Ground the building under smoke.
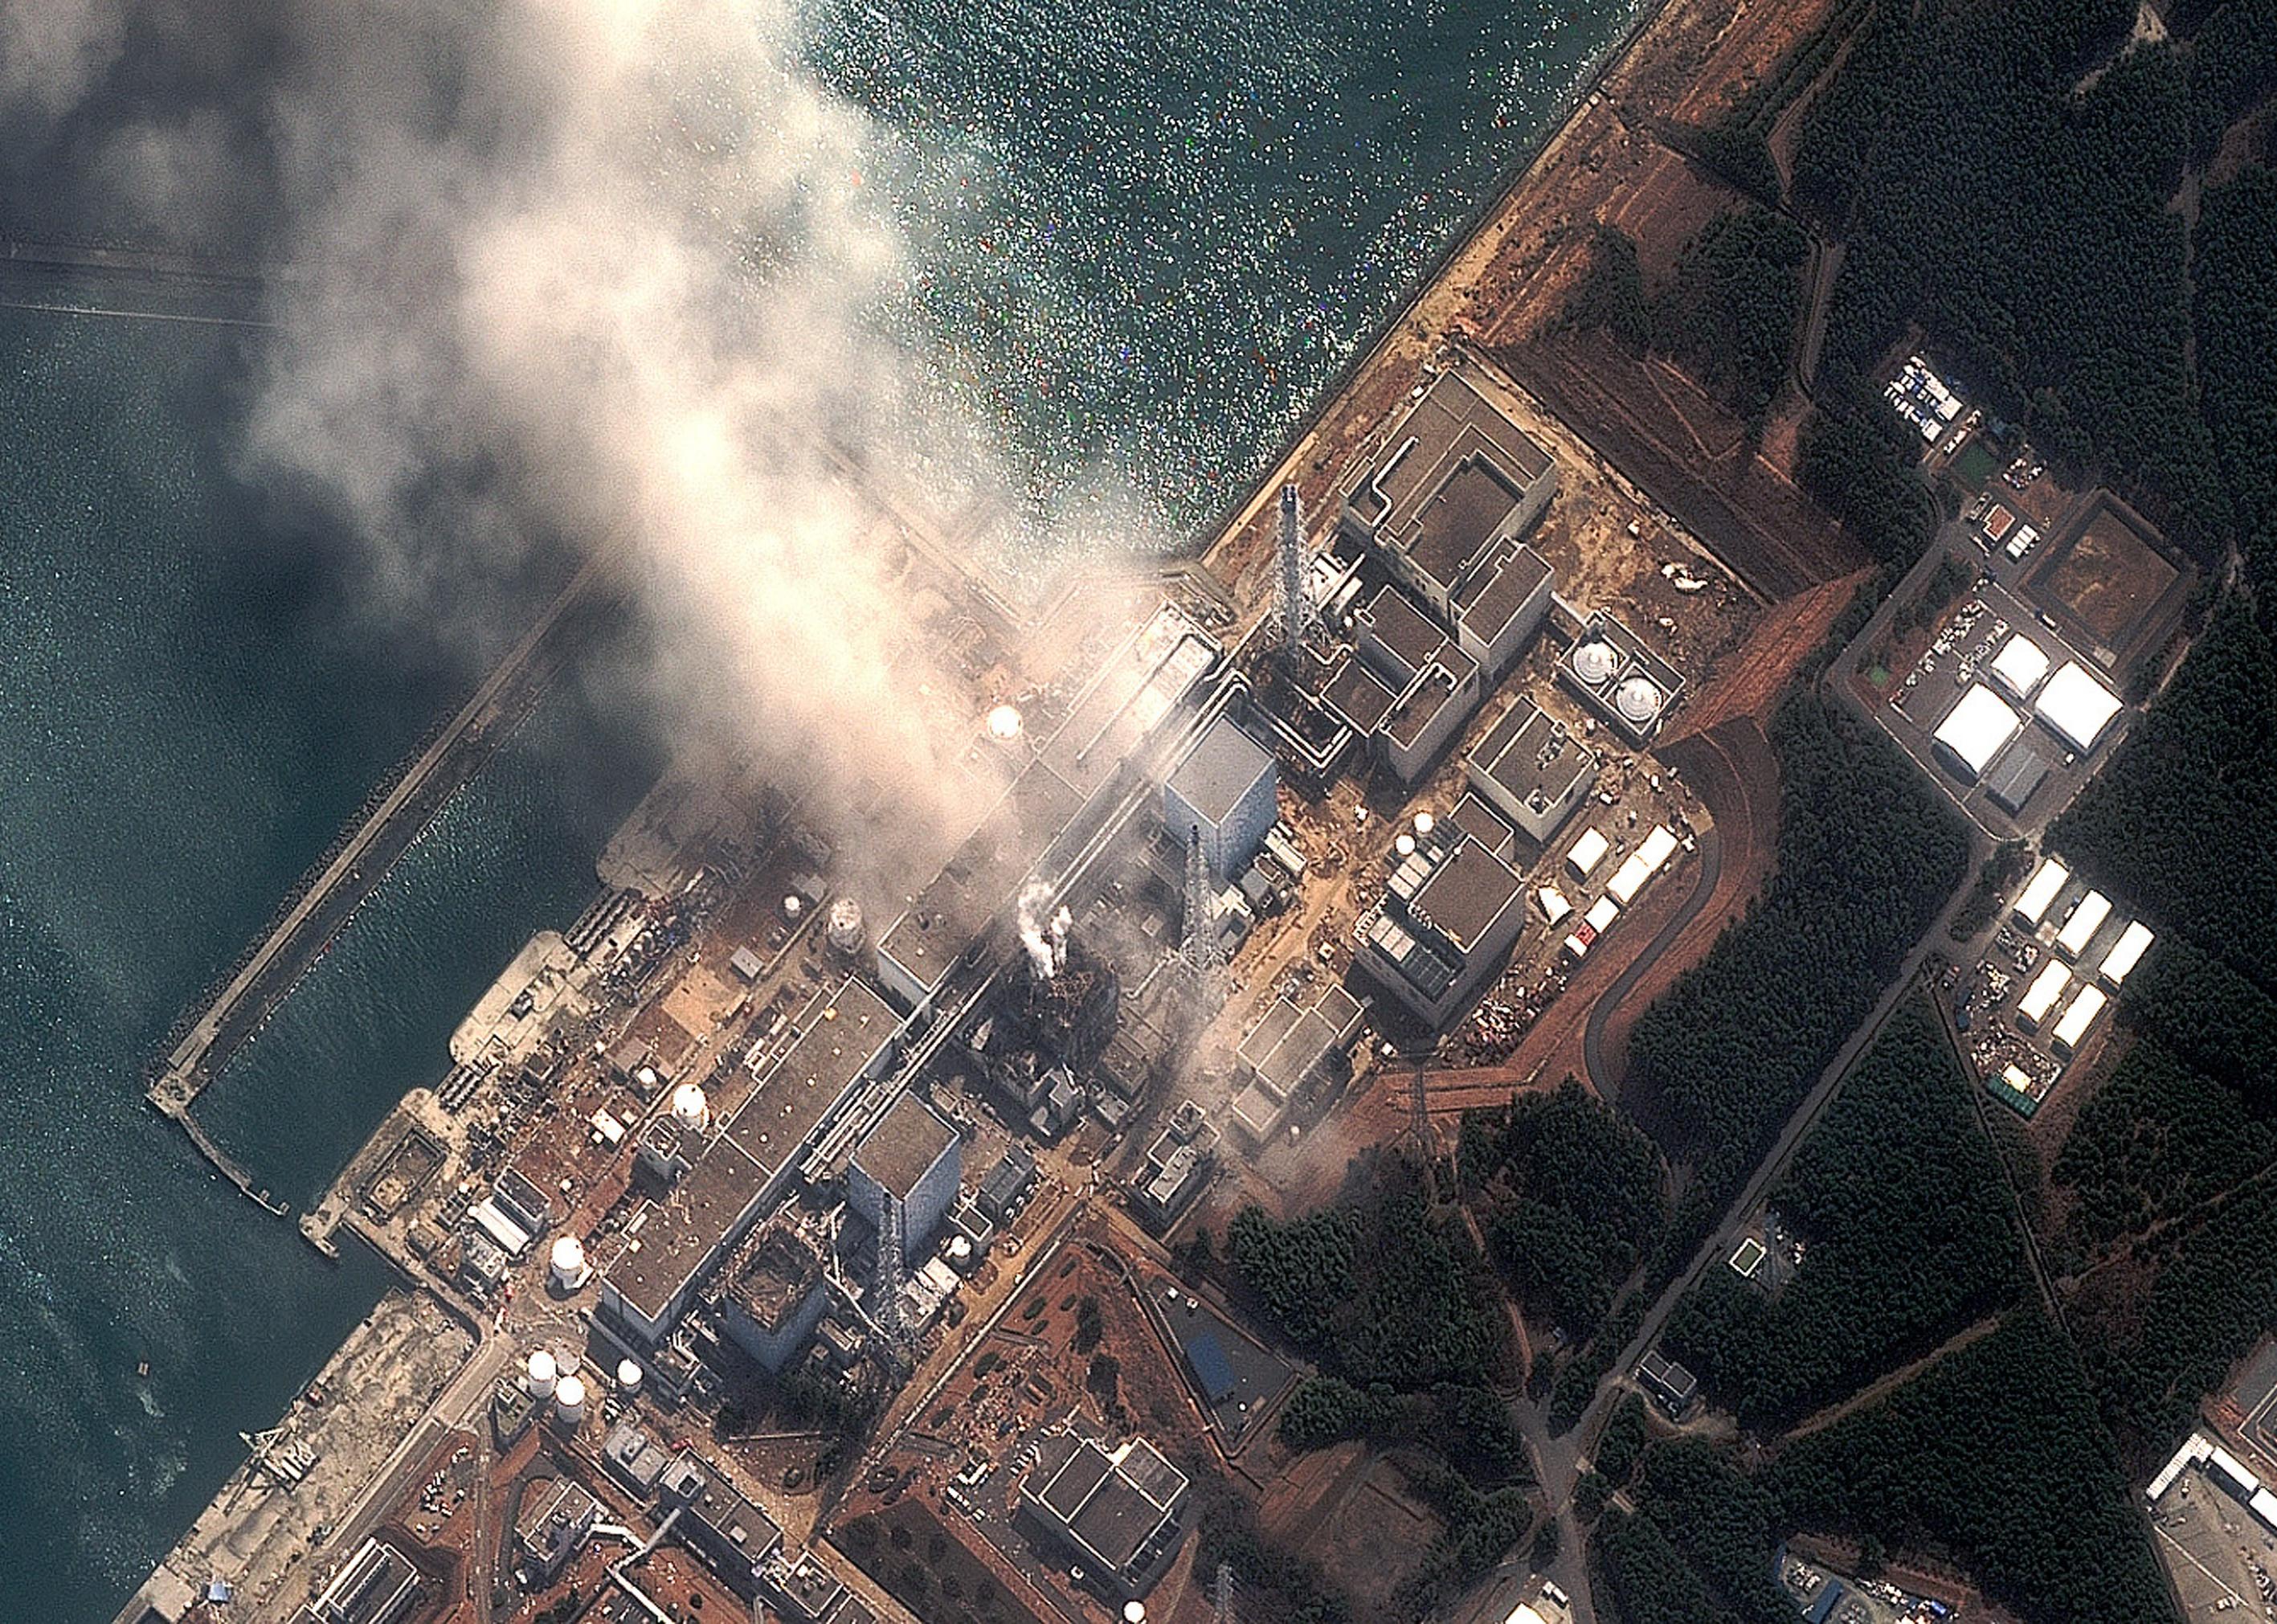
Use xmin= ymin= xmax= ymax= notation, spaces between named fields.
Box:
xmin=964 ymin=932 xmax=1122 ymax=1139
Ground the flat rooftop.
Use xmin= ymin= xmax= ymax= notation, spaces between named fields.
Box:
xmin=723 ymin=978 xmax=897 ymax=1180
xmin=1412 ymin=838 xmax=1525 ymax=952
xmin=1036 ymin=602 xmax=1219 ymax=800
xmin=853 ymin=1092 xmax=959 ymax=1199
xmin=1383 ymin=660 xmax=1474 ymax=752
xmin=1470 ymin=699 xmax=1595 ymax=816
xmin=1345 ymin=370 xmax=1554 ymax=591
xmin=1167 ymin=716 xmax=1275 ymax=823
xmin=1318 ymin=653 xmax=1399 ymax=734
xmin=1454 ymin=542 xmax=1552 ymax=644
xmin=607 ymin=1135 xmax=771 ymax=1323
xmin=1359 ymin=587 xmax=1453 ymax=681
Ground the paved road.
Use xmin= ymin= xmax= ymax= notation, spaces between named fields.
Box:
xmin=1580 ymin=824 xmax=1723 ymax=1094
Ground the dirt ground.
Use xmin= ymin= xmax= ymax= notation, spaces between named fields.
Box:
xmin=1196 ymin=0 xmax=1861 ymax=613
xmin=2036 ymin=505 xmax=2180 ymax=649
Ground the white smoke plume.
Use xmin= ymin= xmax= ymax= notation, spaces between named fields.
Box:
xmin=14 ymin=0 xmax=1085 ymax=893
xmin=1015 ymin=879 xmax=1071 ymax=980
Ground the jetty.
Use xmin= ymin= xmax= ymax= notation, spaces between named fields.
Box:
xmin=147 ymin=553 xmax=613 ymax=1216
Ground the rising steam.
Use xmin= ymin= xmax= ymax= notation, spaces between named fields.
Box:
xmin=1015 ymin=880 xmax=1071 ymax=980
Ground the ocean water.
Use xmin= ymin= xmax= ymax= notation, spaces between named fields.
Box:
xmin=0 ymin=0 xmax=1637 ymax=1618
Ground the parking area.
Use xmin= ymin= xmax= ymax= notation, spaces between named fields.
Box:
xmin=2152 ymin=1469 xmax=2277 ymax=1622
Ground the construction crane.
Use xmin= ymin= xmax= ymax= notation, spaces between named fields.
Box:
xmin=1181 ymin=823 xmax=1227 ymax=1008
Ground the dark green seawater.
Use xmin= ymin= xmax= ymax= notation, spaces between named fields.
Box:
xmin=0 ymin=1 xmax=1637 ymax=1617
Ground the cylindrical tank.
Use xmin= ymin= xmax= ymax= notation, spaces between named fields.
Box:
xmin=1616 ymin=676 xmax=1663 ymax=726
xmin=947 ymin=1235 xmax=975 ymax=1273
xmin=525 ymin=1350 xmax=558 ymax=1400
xmin=781 ymin=893 xmax=805 ymax=923
xmin=1412 ymin=812 xmax=1434 ymax=840
xmin=550 ymin=1235 xmax=588 ymax=1291
xmin=616 ymin=1358 xmax=644 ymax=1395
xmin=1123 ymin=1603 xmax=1147 ymax=1624
xmin=987 ymin=703 xmax=1024 ymax=741
xmin=826 ymin=897 xmax=865 ymax=956
xmin=1571 ymin=639 xmax=1618 ymax=685
xmin=554 ymin=1374 xmax=587 ymax=1426
xmin=671 ymin=1082 xmax=710 ymax=1134
xmin=1394 ymin=833 xmax=1416 ymax=858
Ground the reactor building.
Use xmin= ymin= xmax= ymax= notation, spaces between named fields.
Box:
xmin=1163 ymin=714 xmax=1279 ymax=882
xmin=848 ymin=1093 xmax=963 ymax=1263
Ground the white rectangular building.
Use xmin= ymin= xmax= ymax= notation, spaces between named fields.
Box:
xmin=2034 ymin=661 xmax=2124 ymax=754
xmin=2098 ymin=919 xmax=2155 ymax=988
xmin=2056 ymin=890 xmax=2113 ymax=960
xmin=1561 ymin=894 xmax=1621 ymax=962
xmin=1933 ymin=683 xmax=2023 ymax=781
xmin=2013 ymin=857 xmax=2070 ymax=928
xmin=2051 ymin=984 xmax=2108 ymax=1057
xmin=1989 ymin=634 xmax=2050 ymax=702
xmin=2017 ymin=960 xmax=2070 ymax=1030
xmin=1565 ymin=827 xmax=1609 ymax=881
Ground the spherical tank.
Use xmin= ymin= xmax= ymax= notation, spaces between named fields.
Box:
xmin=1571 ymin=639 xmax=1618 ymax=685
xmin=1615 ymin=676 xmax=1663 ymax=726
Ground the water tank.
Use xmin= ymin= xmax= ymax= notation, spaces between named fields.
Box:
xmin=1123 ymin=1604 xmax=1147 ymax=1624
xmin=550 ymin=1235 xmax=589 ymax=1291
xmin=948 ymin=1235 xmax=975 ymax=1271
xmin=671 ymin=1082 xmax=710 ymax=1134
xmin=554 ymin=1374 xmax=587 ymax=1426
xmin=525 ymin=1350 xmax=558 ymax=1400
xmin=826 ymin=897 xmax=866 ymax=955
xmin=1394 ymin=833 xmax=1416 ymax=858
xmin=1571 ymin=639 xmax=1619 ymax=686
xmin=1412 ymin=812 xmax=1434 ymax=840
xmin=986 ymin=703 xmax=1024 ymax=741
xmin=616 ymin=1358 xmax=644 ymax=1395
xmin=1615 ymin=676 xmax=1664 ymax=726
xmin=781 ymin=893 xmax=805 ymax=922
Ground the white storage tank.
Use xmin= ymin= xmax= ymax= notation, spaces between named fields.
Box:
xmin=554 ymin=1374 xmax=587 ymax=1427
xmin=671 ymin=1082 xmax=710 ymax=1134
xmin=550 ymin=1235 xmax=589 ymax=1292
xmin=616 ymin=1358 xmax=644 ymax=1396
xmin=525 ymin=1349 xmax=558 ymax=1400
xmin=1615 ymin=677 xmax=1663 ymax=728
xmin=1571 ymin=640 xmax=1619 ymax=686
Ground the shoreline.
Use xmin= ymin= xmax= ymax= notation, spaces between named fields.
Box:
xmin=1185 ymin=0 xmax=1667 ymax=567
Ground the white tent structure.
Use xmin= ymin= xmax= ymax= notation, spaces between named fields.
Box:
xmin=2034 ymin=661 xmax=2124 ymax=753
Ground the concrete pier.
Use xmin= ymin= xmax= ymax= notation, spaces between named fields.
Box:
xmin=147 ymin=554 xmax=614 ymax=1216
